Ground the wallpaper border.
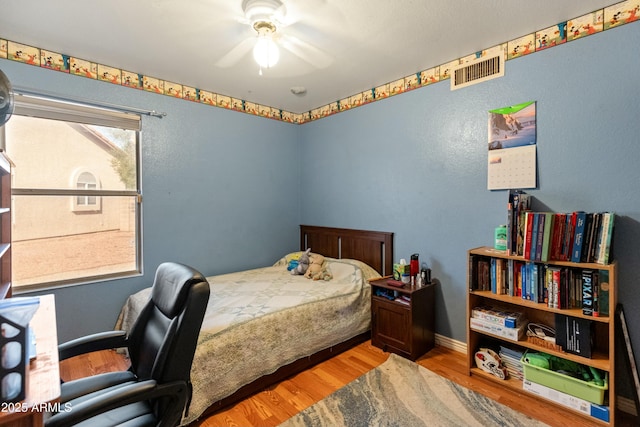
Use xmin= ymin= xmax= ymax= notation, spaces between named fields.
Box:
xmin=0 ymin=1 xmax=638 ymax=125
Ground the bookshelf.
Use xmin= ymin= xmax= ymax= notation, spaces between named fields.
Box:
xmin=466 ymin=246 xmax=617 ymax=425
xmin=0 ymin=152 xmax=10 ymax=299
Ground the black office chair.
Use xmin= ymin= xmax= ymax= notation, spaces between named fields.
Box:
xmin=45 ymin=262 xmax=210 ymax=427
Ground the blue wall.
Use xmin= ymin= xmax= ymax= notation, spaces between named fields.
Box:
xmin=1 ymin=21 xmax=639 ymax=370
xmin=300 ymin=22 xmax=640 ymax=358
xmin=0 ymin=59 xmax=301 ymax=342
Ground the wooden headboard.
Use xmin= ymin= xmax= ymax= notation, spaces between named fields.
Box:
xmin=300 ymin=225 xmax=393 ymax=276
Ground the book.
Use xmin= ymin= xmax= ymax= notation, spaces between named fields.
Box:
xmin=530 ymin=212 xmax=539 ymax=261
xmin=506 ymin=201 xmax=513 ymax=255
xmin=469 ymin=316 xmax=526 ymax=341
xmin=548 ymin=266 xmax=561 ymax=309
xmin=555 ymin=313 xmax=594 ymax=358
xmin=507 ymin=259 xmax=514 ymax=296
xmin=490 ymin=258 xmax=497 ymax=293
xmin=550 ymin=213 xmax=565 ymax=261
xmin=523 ymin=212 xmax=535 ymax=260
xmin=580 ymin=213 xmax=594 ymax=263
xmin=598 ymin=269 xmax=610 ymax=317
xmin=516 ymin=209 xmax=530 ymax=256
xmin=582 ymin=270 xmax=594 ymax=316
xmin=592 ymin=269 xmax=599 ymax=317
xmin=571 ymin=211 xmax=587 ymax=263
xmin=481 ymin=258 xmax=491 ymax=291
xmin=561 ymin=213 xmax=574 ymax=261
xmin=468 ymin=254 xmax=478 ymax=291
xmin=540 ymin=212 xmax=553 ymax=262
xmin=534 ymin=213 xmax=544 ymax=262
xmin=508 ymin=190 xmax=531 ymax=256
xmin=587 ymin=213 xmax=602 ymax=263
xmin=514 ymin=260 xmax=524 ymax=297
xmin=496 ymin=258 xmax=506 ymax=295
xmin=531 ymin=263 xmax=539 ymax=303
xmin=520 ymin=263 xmax=529 ymax=299
xmin=596 ymin=212 xmax=615 ymax=265
xmin=471 ymin=305 xmax=525 ymax=328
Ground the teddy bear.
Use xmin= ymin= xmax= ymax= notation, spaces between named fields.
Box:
xmin=304 ymin=253 xmax=333 ymax=281
xmin=290 ymin=248 xmax=311 ymax=275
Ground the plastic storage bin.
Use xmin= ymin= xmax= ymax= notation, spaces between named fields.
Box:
xmin=521 ymin=351 xmax=608 ymax=405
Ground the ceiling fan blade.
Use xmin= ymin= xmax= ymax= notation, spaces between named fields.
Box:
xmin=215 ymin=38 xmax=256 ymax=68
xmin=278 ymin=0 xmax=331 ymax=28
xmin=279 ymin=34 xmax=333 ymax=69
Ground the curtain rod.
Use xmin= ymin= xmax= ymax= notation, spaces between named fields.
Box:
xmin=13 ymin=86 xmax=167 ymax=118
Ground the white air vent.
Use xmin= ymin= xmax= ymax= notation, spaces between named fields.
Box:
xmin=451 ymin=52 xmax=504 ymax=90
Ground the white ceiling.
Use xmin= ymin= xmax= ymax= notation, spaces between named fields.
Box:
xmin=1 ymin=0 xmax=611 ymax=113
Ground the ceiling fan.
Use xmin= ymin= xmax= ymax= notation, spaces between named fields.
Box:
xmin=0 ymin=70 xmax=15 ymax=127
xmin=216 ymin=0 xmax=334 ymax=73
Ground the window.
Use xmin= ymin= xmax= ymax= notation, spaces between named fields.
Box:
xmin=74 ymin=171 xmax=99 ymax=210
xmin=3 ymin=95 xmax=142 ymax=291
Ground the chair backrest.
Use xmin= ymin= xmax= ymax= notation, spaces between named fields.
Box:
xmin=127 ymin=262 xmax=210 ymax=385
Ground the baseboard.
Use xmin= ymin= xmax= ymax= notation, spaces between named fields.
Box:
xmin=435 ymin=334 xmax=466 ymax=354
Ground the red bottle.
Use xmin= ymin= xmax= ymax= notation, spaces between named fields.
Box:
xmin=410 ymin=254 xmax=419 ymax=278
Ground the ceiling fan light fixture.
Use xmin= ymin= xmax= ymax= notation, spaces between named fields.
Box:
xmin=253 ymin=21 xmax=279 ymax=69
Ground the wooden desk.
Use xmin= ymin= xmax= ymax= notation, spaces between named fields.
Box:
xmin=0 ymin=295 xmax=60 ymax=427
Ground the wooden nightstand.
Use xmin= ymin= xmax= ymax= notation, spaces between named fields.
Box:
xmin=370 ymin=277 xmax=436 ymax=360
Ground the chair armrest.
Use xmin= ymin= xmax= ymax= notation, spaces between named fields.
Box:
xmin=45 ymin=379 xmax=189 ymax=427
xmin=58 ymin=330 xmax=128 ymax=361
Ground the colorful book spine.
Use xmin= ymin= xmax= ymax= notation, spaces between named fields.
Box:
xmin=582 ymin=269 xmax=594 ymax=316
xmin=507 ymin=259 xmax=514 ymax=297
xmin=531 ymin=263 xmax=539 ymax=303
xmin=516 ymin=210 xmax=528 ymax=256
xmin=596 ymin=212 xmax=615 ymax=265
xmin=599 ymin=270 xmax=610 ymax=317
xmin=587 ymin=213 xmax=602 ymax=263
xmin=540 ymin=212 xmax=553 ymax=262
xmin=521 ymin=263 xmax=528 ymax=301
xmin=468 ymin=254 xmax=477 ymax=291
xmin=530 ymin=213 xmax=539 ymax=261
xmin=571 ymin=211 xmax=587 ymax=263
xmin=506 ymin=201 xmax=513 ymax=255
xmin=580 ymin=213 xmax=594 ymax=263
xmin=523 ymin=212 xmax=534 ymax=260
xmin=562 ymin=213 xmax=575 ymax=261
xmin=490 ymin=258 xmax=497 ymax=294
xmin=592 ymin=269 xmax=600 ymax=317
xmin=551 ymin=213 xmax=565 ymax=261
xmin=534 ymin=213 xmax=544 ymax=262
xmin=603 ymin=212 xmax=615 ymax=264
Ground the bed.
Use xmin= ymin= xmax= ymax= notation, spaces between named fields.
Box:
xmin=116 ymin=225 xmax=393 ymax=424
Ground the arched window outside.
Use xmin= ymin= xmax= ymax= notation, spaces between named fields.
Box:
xmin=76 ymin=171 xmax=98 ymax=209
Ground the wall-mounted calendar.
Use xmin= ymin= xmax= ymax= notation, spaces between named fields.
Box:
xmin=487 ymin=101 xmax=537 ymax=190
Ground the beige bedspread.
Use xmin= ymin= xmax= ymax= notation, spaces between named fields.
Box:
xmin=116 ymin=255 xmax=380 ymax=424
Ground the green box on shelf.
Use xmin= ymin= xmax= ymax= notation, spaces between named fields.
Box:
xmin=521 ymin=351 xmax=608 ymax=405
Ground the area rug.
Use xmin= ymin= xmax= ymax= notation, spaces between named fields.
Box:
xmin=279 ymin=353 xmax=548 ymax=427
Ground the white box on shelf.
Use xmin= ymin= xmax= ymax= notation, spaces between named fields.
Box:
xmin=469 ymin=316 xmax=526 ymax=341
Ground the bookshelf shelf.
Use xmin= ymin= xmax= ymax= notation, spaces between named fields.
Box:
xmin=467 ymin=246 xmax=617 ymax=425
xmin=469 ymin=290 xmax=610 ymax=323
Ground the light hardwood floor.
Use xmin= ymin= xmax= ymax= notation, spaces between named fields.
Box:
xmin=60 ymin=341 xmax=637 ymax=427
